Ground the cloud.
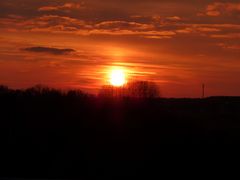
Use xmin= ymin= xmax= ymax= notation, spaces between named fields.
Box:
xmin=95 ymin=21 xmax=154 ymax=30
xmin=195 ymin=27 xmax=221 ymax=32
xmin=204 ymin=2 xmax=240 ymax=16
xmin=79 ymin=29 xmax=176 ymax=38
xmin=38 ymin=2 xmax=84 ymax=12
xmin=166 ymin=16 xmax=181 ymax=21
xmin=210 ymin=33 xmax=240 ymax=39
xmin=175 ymin=24 xmax=240 ymax=35
xmin=22 ymin=46 xmax=76 ymax=55
xmin=0 ymin=10 xmax=238 ymax=40
xmin=0 ymin=15 xmax=90 ymax=32
xmin=130 ymin=15 xmax=162 ymax=23
xmin=0 ymin=15 xmax=176 ymax=38
xmin=217 ymin=43 xmax=240 ymax=50
xmin=144 ymin=35 xmax=172 ymax=39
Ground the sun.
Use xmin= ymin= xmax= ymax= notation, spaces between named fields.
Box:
xmin=109 ymin=69 xmax=126 ymax=87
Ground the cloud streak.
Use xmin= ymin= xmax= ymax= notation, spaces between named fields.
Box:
xmin=0 ymin=12 xmax=239 ymax=42
xmin=38 ymin=2 xmax=84 ymax=12
xmin=203 ymin=2 xmax=240 ymax=16
xmin=22 ymin=46 xmax=76 ymax=55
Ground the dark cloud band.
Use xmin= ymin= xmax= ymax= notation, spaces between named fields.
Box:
xmin=22 ymin=46 xmax=76 ymax=55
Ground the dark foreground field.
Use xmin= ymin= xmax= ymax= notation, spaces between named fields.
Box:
xmin=1 ymin=87 xmax=240 ymax=178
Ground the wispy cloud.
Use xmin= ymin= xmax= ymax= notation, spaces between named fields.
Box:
xmin=95 ymin=21 xmax=154 ymax=30
xmin=202 ymin=2 xmax=240 ymax=17
xmin=38 ymin=2 xmax=84 ymax=12
xmin=217 ymin=43 xmax=240 ymax=50
xmin=166 ymin=16 xmax=181 ymax=21
xmin=210 ymin=33 xmax=240 ymax=39
xmin=0 ymin=15 xmax=176 ymax=38
xmin=1 ymin=13 xmax=240 ymax=41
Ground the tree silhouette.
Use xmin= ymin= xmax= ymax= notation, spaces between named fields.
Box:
xmin=0 ymin=85 xmax=9 ymax=94
xmin=126 ymin=81 xmax=160 ymax=98
xmin=98 ymin=81 xmax=160 ymax=98
xmin=25 ymin=84 xmax=62 ymax=97
xmin=67 ymin=89 xmax=88 ymax=98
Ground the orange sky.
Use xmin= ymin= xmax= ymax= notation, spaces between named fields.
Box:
xmin=0 ymin=0 xmax=240 ymax=97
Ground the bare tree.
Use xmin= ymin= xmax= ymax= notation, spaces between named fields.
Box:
xmin=25 ymin=84 xmax=61 ymax=97
xmin=126 ymin=81 xmax=160 ymax=98
xmin=98 ymin=81 xmax=160 ymax=98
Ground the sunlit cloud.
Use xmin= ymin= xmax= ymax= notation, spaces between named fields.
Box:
xmin=0 ymin=15 xmax=178 ymax=38
xmin=210 ymin=33 xmax=240 ymax=39
xmin=202 ymin=2 xmax=240 ymax=17
xmin=95 ymin=21 xmax=154 ymax=30
xmin=166 ymin=16 xmax=181 ymax=21
xmin=38 ymin=2 xmax=84 ymax=12
xmin=217 ymin=43 xmax=240 ymax=50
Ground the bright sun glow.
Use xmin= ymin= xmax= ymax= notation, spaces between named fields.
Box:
xmin=109 ymin=69 xmax=126 ymax=86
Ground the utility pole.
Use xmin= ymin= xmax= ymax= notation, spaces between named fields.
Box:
xmin=202 ymin=84 xmax=205 ymax=98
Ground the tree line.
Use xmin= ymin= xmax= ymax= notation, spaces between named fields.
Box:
xmin=0 ymin=80 xmax=160 ymax=99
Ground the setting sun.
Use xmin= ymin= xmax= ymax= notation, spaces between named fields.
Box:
xmin=109 ymin=69 xmax=126 ymax=87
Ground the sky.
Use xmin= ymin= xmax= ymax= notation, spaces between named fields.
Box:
xmin=0 ymin=0 xmax=240 ymax=97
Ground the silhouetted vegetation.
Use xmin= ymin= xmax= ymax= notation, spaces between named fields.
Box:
xmin=126 ymin=81 xmax=159 ymax=98
xmin=0 ymin=85 xmax=240 ymax=178
xmin=99 ymin=80 xmax=160 ymax=98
